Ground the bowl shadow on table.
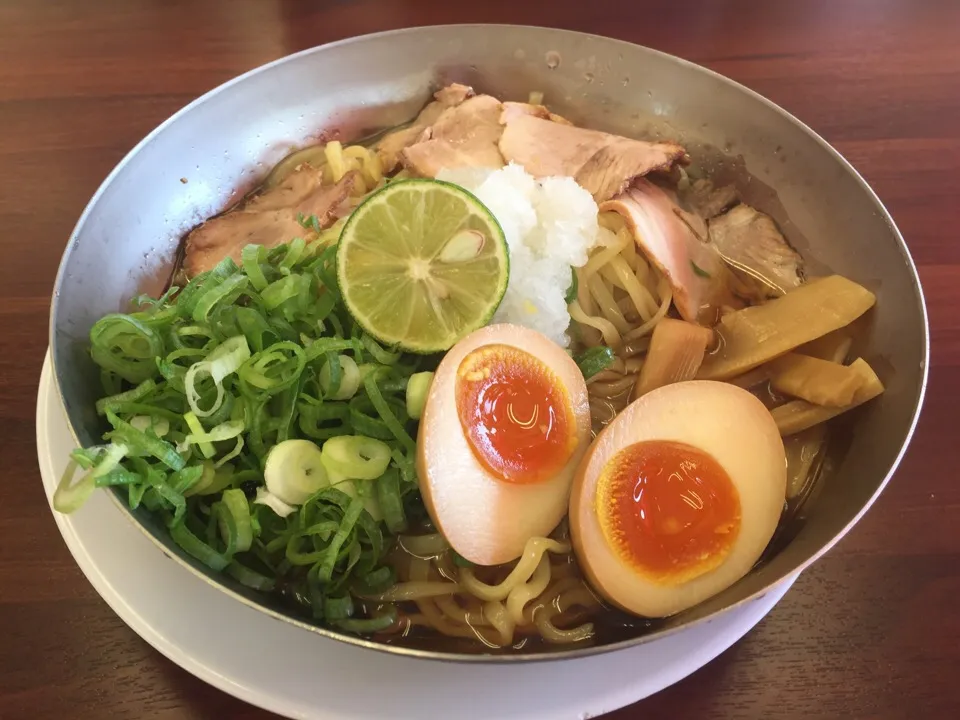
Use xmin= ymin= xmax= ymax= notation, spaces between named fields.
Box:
xmin=154 ymin=655 xmax=284 ymax=720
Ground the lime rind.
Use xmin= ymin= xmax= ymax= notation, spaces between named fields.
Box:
xmin=337 ymin=179 xmax=509 ymax=354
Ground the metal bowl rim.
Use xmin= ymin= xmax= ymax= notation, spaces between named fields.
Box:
xmin=47 ymin=23 xmax=930 ymax=663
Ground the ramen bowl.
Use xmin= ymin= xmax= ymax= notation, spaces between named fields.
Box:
xmin=49 ymin=24 xmax=928 ymax=661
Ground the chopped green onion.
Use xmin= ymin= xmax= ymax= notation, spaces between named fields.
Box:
xmin=177 ymin=257 xmax=239 ymax=318
xmin=129 ymin=415 xmax=170 ymax=437
xmin=95 ymin=466 xmax=141 ymax=487
xmin=261 ymin=275 xmax=301 ymax=310
xmin=182 ymin=418 xmax=245 ymax=459
xmin=65 ymin=236 xmax=434 ymax=633
xmin=95 ymin=379 xmax=157 ymax=415
xmin=304 ymin=337 xmax=360 ymax=362
xmin=53 ymin=460 xmax=97 ymax=513
xmin=298 ymin=400 xmax=350 ymax=440
xmin=405 ymin=371 xmax=434 ymax=420
xmin=215 ymin=435 xmax=245 ymax=468
xmin=170 ymin=518 xmax=231 ymax=570
xmin=239 ymin=341 xmax=306 ymax=398
xmin=200 ymin=464 xmax=240 ymax=496
xmin=90 ymin=443 xmax=131 ymax=479
xmin=690 ymin=260 xmax=712 ymax=278
xmin=362 ymin=374 xmax=415 ymax=451
xmin=235 ymin=307 xmax=276 ymax=353
xmin=206 ymin=336 xmax=252 ymax=382
xmin=175 ymin=324 xmax=216 ymax=346
xmin=319 ymin=354 xmax=360 ymax=400
xmin=354 ymin=565 xmax=397 ymax=595
xmin=218 ymin=488 xmax=253 ymax=553
xmin=183 ymin=364 xmax=224 ymax=418
xmin=375 ymin=468 xmax=406 ymax=534
xmin=155 ymin=481 xmax=188 ymax=526
xmin=347 ymin=394 xmax=397 ymax=440
xmin=297 ymin=212 xmax=322 ymax=233
xmin=311 ymin=291 xmax=337 ymax=325
xmin=575 ymin=346 xmax=616 ymax=379
xmin=565 ymin=266 xmax=579 ymax=304
xmin=89 ymin=314 xmax=164 ymax=384
xmin=280 ymin=237 xmax=306 ymax=274
xmin=320 ymin=436 xmax=391 ymax=480
xmin=361 ymin=334 xmax=400 ymax=365
xmin=316 ymin=495 xmax=365 ymax=583
xmin=183 ymin=461 xmax=217 ymax=496
xmin=183 ymin=411 xmax=214 ymax=458
xmin=321 ymin=351 xmax=342 ymax=397
xmin=183 ymin=336 xmax=251 ymax=418
xmin=334 ymin=606 xmax=398 ymax=634
xmin=391 ymin=447 xmax=417 ymax=487
xmin=106 ymin=411 xmax=184 ymax=471
xmin=226 ymin=560 xmax=275 ymax=591
xmin=169 ymin=465 xmax=205 ymax=494
xmin=133 ymin=284 xmax=179 ymax=312
xmin=254 ymin=488 xmax=297 ymax=518
xmin=241 ymin=244 xmax=270 ymax=291
xmin=264 ymin=438 xmax=328 ymax=505
xmin=324 ymin=594 xmax=355 ymax=620
xmin=192 ymin=274 xmax=249 ymax=323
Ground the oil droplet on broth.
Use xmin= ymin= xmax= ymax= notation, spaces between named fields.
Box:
xmin=545 ymin=51 xmax=561 ymax=69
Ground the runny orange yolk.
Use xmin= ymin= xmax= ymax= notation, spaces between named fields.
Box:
xmin=455 ymin=344 xmax=577 ymax=484
xmin=596 ymin=440 xmax=741 ymax=584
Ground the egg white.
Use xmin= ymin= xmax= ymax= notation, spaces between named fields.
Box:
xmin=570 ymin=380 xmax=786 ymax=617
xmin=418 ymin=323 xmax=592 ymax=566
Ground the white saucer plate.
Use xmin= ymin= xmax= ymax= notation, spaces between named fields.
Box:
xmin=36 ymin=352 xmax=796 ymax=720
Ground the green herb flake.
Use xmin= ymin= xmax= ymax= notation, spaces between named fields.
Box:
xmin=691 ymin=260 xmax=711 ymax=278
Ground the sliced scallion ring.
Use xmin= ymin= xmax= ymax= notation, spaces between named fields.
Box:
xmin=319 ymin=354 xmax=361 ymax=400
xmin=264 ymin=438 xmax=329 ymax=505
xmin=405 ymin=371 xmax=434 ymax=420
xmin=320 ymin=435 xmax=391 ymax=480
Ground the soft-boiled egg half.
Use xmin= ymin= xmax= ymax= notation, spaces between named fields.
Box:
xmin=417 ymin=323 xmax=592 ymax=565
xmin=571 ymin=380 xmax=786 ymax=617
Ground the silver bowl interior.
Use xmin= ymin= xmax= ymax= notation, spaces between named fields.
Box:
xmin=50 ymin=25 xmax=928 ymax=662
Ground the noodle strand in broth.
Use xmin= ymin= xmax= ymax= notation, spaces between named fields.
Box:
xmin=379 ymin=534 xmax=599 ymax=648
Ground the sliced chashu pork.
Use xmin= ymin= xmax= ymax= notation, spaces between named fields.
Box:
xmin=400 ymin=94 xmax=506 ymax=177
xmin=499 ymin=114 xmax=688 ymax=203
xmin=682 ymin=178 xmax=739 ymax=220
xmin=401 ymin=96 xmax=582 ymax=177
xmin=601 ymin=179 xmax=731 ymax=324
xmin=375 ymin=83 xmax=475 ymax=173
xmin=708 ymin=204 xmax=803 ymax=297
xmin=500 ymin=101 xmax=573 ymax=125
xmin=184 ymin=168 xmax=356 ymax=276
xmin=244 ymin=162 xmax=338 ymax=212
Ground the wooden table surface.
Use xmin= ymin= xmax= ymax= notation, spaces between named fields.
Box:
xmin=1 ymin=1 xmax=957 ymax=718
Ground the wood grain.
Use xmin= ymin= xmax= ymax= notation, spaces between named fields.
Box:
xmin=1 ymin=0 xmax=958 ymax=718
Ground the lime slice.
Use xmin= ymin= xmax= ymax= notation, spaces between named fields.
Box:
xmin=337 ymin=179 xmax=509 ymax=353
